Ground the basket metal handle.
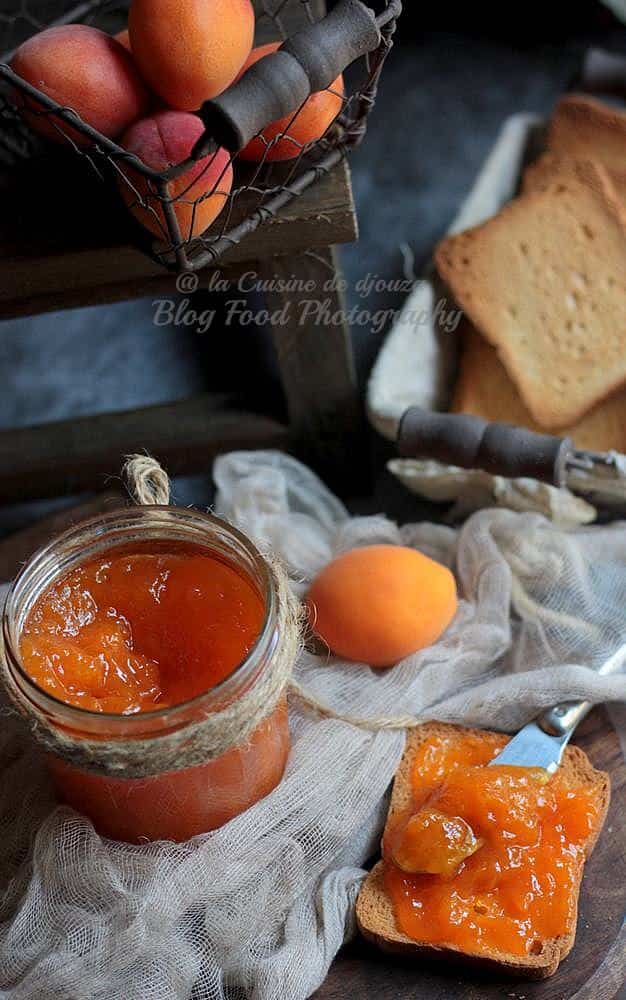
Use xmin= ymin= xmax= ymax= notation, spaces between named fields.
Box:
xmin=192 ymin=0 xmax=384 ymax=157
xmin=397 ymin=407 xmax=572 ymax=488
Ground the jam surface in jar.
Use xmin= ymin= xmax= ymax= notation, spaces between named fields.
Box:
xmin=383 ymin=729 xmax=600 ymax=958
xmin=20 ymin=540 xmax=266 ymax=713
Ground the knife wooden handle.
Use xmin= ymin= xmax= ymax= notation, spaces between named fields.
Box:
xmin=397 ymin=407 xmax=571 ymax=487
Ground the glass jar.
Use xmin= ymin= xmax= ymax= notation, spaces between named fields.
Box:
xmin=2 ymin=507 xmax=291 ymax=843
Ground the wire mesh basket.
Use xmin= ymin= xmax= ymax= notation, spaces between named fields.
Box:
xmin=0 ymin=0 xmax=400 ymax=272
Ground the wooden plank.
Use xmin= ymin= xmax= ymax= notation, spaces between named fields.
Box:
xmin=0 ymin=394 xmax=290 ymax=503
xmin=0 ymin=154 xmax=357 ymax=318
xmin=315 ymin=707 xmax=626 ymax=1000
xmin=261 ymin=246 xmax=366 ymax=489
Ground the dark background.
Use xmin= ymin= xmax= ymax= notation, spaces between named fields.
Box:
xmin=1 ymin=1 xmax=625 ymax=539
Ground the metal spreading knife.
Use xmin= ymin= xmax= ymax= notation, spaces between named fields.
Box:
xmin=490 ymin=642 xmax=626 ymax=772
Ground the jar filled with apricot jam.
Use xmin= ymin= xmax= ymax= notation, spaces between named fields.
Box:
xmin=1 ymin=508 xmax=291 ymax=843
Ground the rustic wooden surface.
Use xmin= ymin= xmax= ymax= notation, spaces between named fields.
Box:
xmin=0 ymin=394 xmax=290 ymax=504
xmin=0 ymin=500 xmax=624 ymax=998
xmin=315 ymin=707 xmax=626 ymax=1000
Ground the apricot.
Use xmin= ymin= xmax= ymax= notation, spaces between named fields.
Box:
xmin=114 ymin=28 xmax=131 ymax=52
xmin=389 ymin=809 xmax=481 ymax=876
xmin=11 ymin=24 xmax=150 ymax=143
xmin=119 ymin=110 xmax=233 ymax=241
xmin=305 ymin=545 xmax=458 ymax=668
xmin=128 ymin=0 xmax=254 ymax=110
xmin=238 ymin=42 xmax=344 ymax=162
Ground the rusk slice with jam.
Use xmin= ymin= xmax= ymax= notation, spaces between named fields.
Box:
xmin=356 ymin=722 xmax=610 ymax=980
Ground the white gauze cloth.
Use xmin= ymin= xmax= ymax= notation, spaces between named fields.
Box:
xmin=1 ymin=450 xmax=625 ymax=1000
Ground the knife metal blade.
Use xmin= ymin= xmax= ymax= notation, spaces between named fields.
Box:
xmin=490 ymin=641 xmax=626 ymax=772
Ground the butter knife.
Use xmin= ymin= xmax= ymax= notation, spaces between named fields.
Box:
xmin=490 ymin=642 xmax=626 ymax=772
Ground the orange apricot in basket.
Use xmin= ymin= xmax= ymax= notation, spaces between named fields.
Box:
xmin=237 ymin=42 xmax=345 ymax=162
xmin=128 ymin=0 xmax=255 ymax=111
xmin=118 ymin=110 xmax=233 ymax=241
xmin=11 ymin=25 xmax=150 ymax=143
xmin=305 ymin=545 xmax=458 ymax=668
xmin=114 ymin=28 xmax=131 ymax=52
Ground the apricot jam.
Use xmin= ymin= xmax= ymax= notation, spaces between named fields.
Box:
xmin=20 ymin=541 xmax=265 ymax=714
xmin=383 ymin=729 xmax=600 ymax=958
xmin=3 ymin=509 xmax=291 ymax=843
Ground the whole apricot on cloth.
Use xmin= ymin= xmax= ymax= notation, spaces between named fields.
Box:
xmin=305 ymin=545 xmax=457 ymax=668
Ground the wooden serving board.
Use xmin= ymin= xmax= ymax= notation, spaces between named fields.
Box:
xmin=1 ymin=499 xmax=624 ymax=1000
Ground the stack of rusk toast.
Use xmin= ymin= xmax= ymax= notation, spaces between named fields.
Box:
xmin=356 ymin=723 xmax=610 ymax=979
xmin=436 ymin=94 xmax=626 ymax=452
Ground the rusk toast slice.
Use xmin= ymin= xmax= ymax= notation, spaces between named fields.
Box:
xmin=356 ymin=722 xmax=610 ymax=980
xmin=435 ymin=162 xmax=626 ymax=430
xmin=522 ymin=151 xmax=626 ymax=206
xmin=453 ymin=322 xmax=626 ymax=453
xmin=548 ymin=93 xmax=626 ymax=193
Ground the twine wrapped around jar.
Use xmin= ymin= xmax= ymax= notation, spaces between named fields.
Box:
xmin=0 ymin=456 xmax=303 ymax=779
